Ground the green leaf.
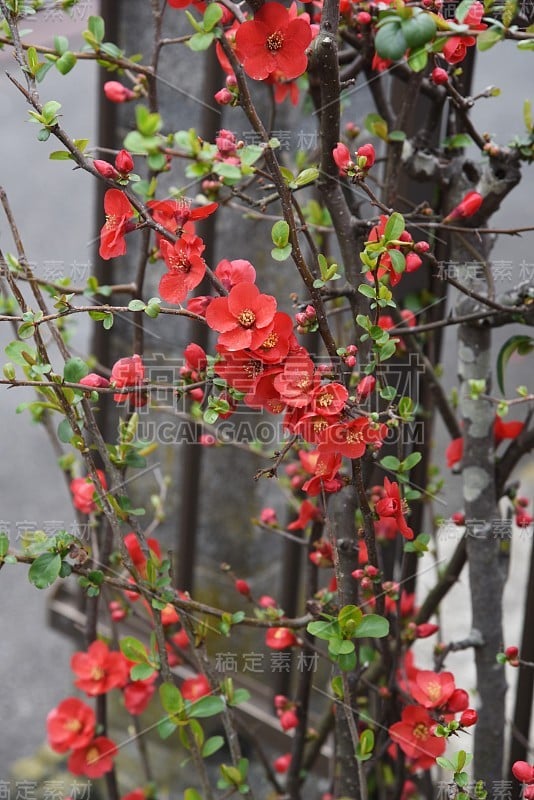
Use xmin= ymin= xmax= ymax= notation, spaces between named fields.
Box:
xmin=384 ymin=212 xmax=405 ymax=242
xmin=27 ymin=46 xmax=39 ymax=75
xmin=128 ymin=299 xmax=147 ymax=311
xmin=271 ymin=244 xmax=293 ymax=261
xmin=184 ymin=790 xmax=203 ymax=800
xmin=131 ymin=663 xmax=157 ymax=681
xmin=188 ymin=31 xmax=215 ymax=51
xmin=436 ymin=756 xmax=455 ymax=770
xmin=157 ymin=716 xmax=178 ymax=739
xmin=517 ymin=40 xmax=534 ymax=50
xmin=307 ymin=618 xmax=338 ymax=640
xmin=57 ymin=419 xmax=74 ymax=444
xmin=63 ymin=357 xmax=89 ymax=383
xmin=401 ymin=11 xmax=436 ymax=48
xmin=18 ymin=321 xmax=35 ymax=339
xmin=477 ymin=26 xmax=504 ymax=50
xmin=49 ymin=150 xmax=73 ymax=160
xmin=454 ymin=0 xmax=476 ymax=21
xmin=388 ymin=130 xmax=407 ymax=142
xmin=364 ymin=112 xmax=389 ymax=141
xmin=442 ymin=133 xmax=474 ymax=150
xmin=120 ymin=636 xmax=149 ymax=663
xmin=358 ymin=284 xmax=376 ymax=298
xmin=160 ymin=682 xmax=184 ymax=715
xmin=0 ymin=532 xmax=10 ymax=558
xmin=88 ymin=14 xmax=105 ymax=43
xmin=388 ymin=248 xmax=406 ymax=273
xmin=374 ymin=21 xmax=408 ymax=61
xmin=203 ymin=2 xmax=223 ymax=30
xmin=401 ymin=451 xmax=422 ymax=471
xmin=379 ymin=340 xmax=397 ymax=361
xmin=380 ymin=455 xmax=401 ymax=471
xmin=354 ymin=614 xmax=390 ymax=638
xmin=188 ymin=694 xmax=226 ymax=719
xmin=271 ymin=220 xmax=290 ymax=248
xmin=55 ymin=51 xmax=76 ymax=75
xmin=5 ymin=340 xmax=36 ymax=366
xmin=294 ymin=167 xmax=319 ymax=187
xmin=202 ymin=735 xmax=225 ymax=757
xmin=28 ymin=552 xmax=61 ymax=589
xmin=407 ymin=46 xmax=428 ymax=72
xmin=496 ymin=335 xmax=534 ymax=394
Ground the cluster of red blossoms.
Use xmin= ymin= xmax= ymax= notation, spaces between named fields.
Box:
xmin=389 ymin=652 xmax=478 ymax=770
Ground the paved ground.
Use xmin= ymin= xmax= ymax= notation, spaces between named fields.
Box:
xmin=0 ymin=8 xmax=532 ymax=781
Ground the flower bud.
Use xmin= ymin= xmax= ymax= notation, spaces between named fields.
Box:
xmin=79 ymin=373 xmax=110 ymax=389
xmin=431 ymin=67 xmax=449 ymax=85
xmin=445 ymin=688 xmax=469 ymax=712
xmin=279 ymin=709 xmax=299 ymax=731
xmin=460 ymin=709 xmax=478 ymax=727
xmin=235 ymin=579 xmax=251 ymax=596
xmin=416 ymin=623 xmax=440 ymax=639
xmin=214 ymin=88 xmax=233 ymax=105
xmin=104 ymin=81 xmax=135 ymax=103
xmin=505 ymin=646 xmax=519 ymax=660
xmin=512 ymin=761 xmax=534 ymax=784
xmin=115 ymin=149 xmax=134 ymax=174
xmin=357 ymin=10 xmax=372 ymax=23
xmin=356 ymin=143 xmax=376 ymax=169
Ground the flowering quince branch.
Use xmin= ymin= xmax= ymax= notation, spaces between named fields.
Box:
xmin=1 ymin=0 xmax=534 ymax=796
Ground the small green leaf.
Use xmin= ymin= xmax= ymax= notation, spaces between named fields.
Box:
xmin=354 ymin=614 xmax=390 ymax=638
xmin=0 ymin=532 xmax=10 ymax=558
xmin=188 ymin=31 xmax=215 ymax=51
xmin=401 ymin=451 xmax=422 ymax=471
xmin=271 ymin=220 xmax=290 ymax=248
xmin=29 ymin=552 xmax=62 ymax=589
xmin=358 ymin=284 xmax=376 ymax=298
xmin=384 ymin=212 xmax=405 ymax=242
xmin=271 ymin=244 xmax=293 ymax=261
xmin=477 ymin=26 xmax=504 ymax=50
xmin=388 ymin=248 xmax=406 ymax=273
xmin=184 ymin=789 xmax=203 ymax=800
xmin=128 ymin=299 xmax=147 ymax=311
xmin=294 ymin=167 xmax=319 ymax=187
xmin=364 ymin=112 xmax=389 ymax=141
xmin=202 ymin=735 xmax=225 ymax=757
xmin=380 ymin=455 xmax=401 ymax=471
xmin=64 ymin=357 xmax=89 ymax=383
xmin=88 ymin=15 xmax=105 ymax=43
xmin=160 ymin=682 xmax=184 ymax=715
xmin=131 ymin=663 xmax=157 ymax=681
xmin=188 ymin=694 xmax=225 ymax=719
xmin=158 ymin=716 xmax=178 ymax=739
xmin=120 ymin=636 xmax=149 ymax=663
xmin=55 ymin=51 xmax=77 ymax=75
xmin=203 ymin=3 xmax=223 ymax=30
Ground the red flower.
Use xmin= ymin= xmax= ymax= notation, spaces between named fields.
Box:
xmin=287 ymin=499 xmax=321 ymax=530
xmin=311 ymin=382 xmax=348 ymax=416
xmin=274 ymin=353 xmax=318 ymax=408
xmin=159 ymin=234 xmax=207 ymax=304
xmin=265 ymin=627 xmax=297 ymax=650
xmin=215 ymin=257 xmax=256 ymax=290
xmin=206 ymin=282 xmax=277 ymax=350
xmin=250 ymin=311 xmax=295 ymax=364
xmin=235 ymin=2 xmax=312 ymax=81
xmin=319 ymin=417 xmax=386 ymax=460
xmin=124 ymin=676 xmax=157 ymax=715
xmin=409 ymin=670 xmax=456 ymax=709
xmin=124 ymin=532 xmax=162 ymax=577
xmin=67 ymin=736 xmax=118 ymax=779
xmin=99 ymin=189 xmax=134 ymax=260
xmin=494 ymin=416 xmax=524 ymax=444
xmin=389 ymin=705 xmax=446 ymax=767
xmin=148 ymin=198 xmax=218 ymax=234
xmin=375 ymin=478 xmax=414 ymax=540
xmin=111 ymin=353 xmax=146 ymax=406
xmin=70 ymin=470 xmax=107 ymax=515
xmin=301 ymin=451 xmax=344 ymax=496
xmin=71 ymin=640 xmax=129 ymax=696
xmin=121 ymin=792 xmax=146 ymax=800
xmin=442 ymin=34 xmax=476 ymax=65
xmin=46 ymin=697 xmax=96 ymax=753
xmin=182 ymin=674 xmax=211 ymax=701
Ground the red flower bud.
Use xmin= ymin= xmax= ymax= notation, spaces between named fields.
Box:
xmin=274 ymin=753 xmax=292 ymax=773
xmin=274 ymin=694 xmax=287 ymax=710
xmin=356 ymin=143 xmax=376 ymax=169
xmin=431 ymin=67 xmax=449 ymax=85
xmin=357 ymin=375 xmax=376 ymax=398
xmin=415 ymin=622 xmax=439 ymax=639
xmin=104 ymin=81 xmax=135 ymax=103
xmin=445 ymin=688 xmax=469 ymax=712
xmin=115 ymin=149 xmax=134 ymax=174
xmin=79 ymin=373 xmax=110 ymax=389
xmin=505 ymin=646 xmax=519 ymax=659
xmin=93 ymin=159 xmax=119 ymax=180
xmin=443 ymin=191 xmax=483 ymax=224
xmin=214 ymin=88 xmax=234 ymax=105
xmin=357 ymin=10 xmax=372 ymax=23
xmin=512 ymin=761 xmax=534 ymax=784
xmin=414 ymin=240 xmax=430 ymax=254
xmin=235 ymin=579 xmax=251 ymax=596
xmin=516 ymin=512 xmax=534 ymax=528
xmin=279 ymin=709 xmax=299 ymax=731
xmin=259 ymin=594 xmax=277 ymax=608
xmin=333 ymin=142 xmax=352 ymax=173
xmin=451 ymin=511 xmax=465 ymax=526
xmin=460 ymin=709 xmax=478 ymax=727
